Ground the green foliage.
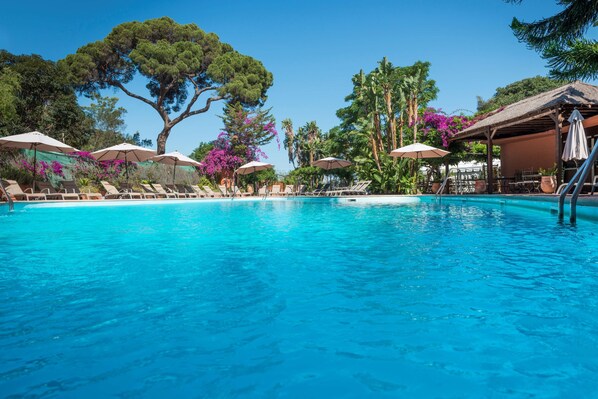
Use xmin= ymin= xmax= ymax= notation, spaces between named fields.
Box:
xmin=285 ymin=166 xmax=323 ymax=189
xmin=190 ymin=142 xmax=214 ymax=162
xmin=0 ymin=68 xmax=20 ymax=125
xmin=62 ymin=17 xmax=273 ymax=153
xmin=220 ymin=102 xmax=278 ymax=152
xmin=197 ymin=176 xmax=215 ymax=189
xmin=83 ymin=94 xmax=152 ymax=150
xmin=476 ymin=76 xmax=565 ymax=113
xmin=538 ymin=163 xmax=557 ymax=176
xmin=237 ymin=167 xmax=277 ymax=188
xmin=509 ymin=0 xmax=598 ymax=80
xmin=0 ymin=50 xmax=92 ymax=147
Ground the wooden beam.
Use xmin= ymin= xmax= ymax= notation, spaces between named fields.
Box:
xmin=550 ymin=109 xmax=564 ymax=186
xmin=452 ymin=109 xmax=557 ymax=141
xmin=486 ymin=128 xmax=494 ymax=194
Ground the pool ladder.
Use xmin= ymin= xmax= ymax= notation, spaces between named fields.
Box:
xmin=558 ymin=139 xmax=598 ymax=223
xmin=435 ymin=175 xmax=450 ymax=198
xmin=0 ymin=179 xmax=14 ymax=212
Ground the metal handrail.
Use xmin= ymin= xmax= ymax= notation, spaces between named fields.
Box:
xmin=0 ymin=179 xmax=14 ymax=212
xmin=558 ymin=140 xmax=598 ymax=223
xmin=435 ymin=174 xmax=450 ymax=197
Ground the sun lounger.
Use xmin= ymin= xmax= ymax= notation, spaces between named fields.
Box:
xmin=218 ymin=185 xmax=230 ymax=197
xmin=283 ymin=185 xmax=294 ymax=196
xmin=60 ymin=180 xmax=102 ymax=200
xmin=140 ymin=183 xmax=169 ymax=199
xmin=150 ymin=184 xmax=177 ymax=198
xmin=329 ymin=180 xmax=372 ymax=196
xmin=1 ymin=179 xmax=46 ymax=201
xmin=36 ymin=181 xmax=79 ymax=200
xmin=258 ymin=185 xmax=268 ymax=196
xmin=121 ymin=182 xmax=156 ymax=199
xmin=270 ymin=184 xmax=282 ymax=196
xmin=309 ymin=183 xmax=330 ymax=196
xmin=175 ymin=184 xmax=199 ymax=198
xmin=231 ymin=186 xmax=251 ymax=197
xmin=203 ymin=186 xmax=223 ymax=198
xmin=296 ymin=184 xmax=306 ymax=195
xmin=161 ymin=184 xmax=187 ymax=198
xmin=100 ymin=181 xmax=142 ymax=199
xmin=189 ymin=185 xmax=207 ymax=198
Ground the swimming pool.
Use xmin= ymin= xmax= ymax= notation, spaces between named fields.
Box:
xmin=1 ymin=198 xmax=597 ymax=397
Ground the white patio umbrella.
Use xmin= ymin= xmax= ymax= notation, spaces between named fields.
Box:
xmin=151 ymin=151 xmax=202 ymax=184
xmin=0 ymin=131 xmax=78 ymax=192
xmin=312 ymin=157 xmax=352 ymax=170
xmin=312 ymin=157 xmax=352 ymax=188
xmin=235 ymin=161 xmax=273 ymax=175
xmin=91 ymin=143 xmax=156 ymax=181
xmin=562 ymin=109 xmax=589 ymax=162
xmin=390 ymin=143 xmax=450 ymax=159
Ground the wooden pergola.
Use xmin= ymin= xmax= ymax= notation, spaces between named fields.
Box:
xmin=451 ymin=81 xmax=598 ymax=193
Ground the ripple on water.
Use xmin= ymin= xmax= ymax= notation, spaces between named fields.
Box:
xmin=1 ymin=200 xmax=598 ymax=398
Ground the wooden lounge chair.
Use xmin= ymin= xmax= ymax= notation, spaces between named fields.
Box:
xmin=36 ymin=181 xmax=79 ymax=200
xmin=176 ymin=184 xmax=199 ymax=198
xmin=151 ymin=184 xmax=177 ymax=199
xmin=189 ymin=185 xmax=207 ymax=198
xmin=164 ymin=184 xmax=189 ymax=198
xmin=282 ymin=185 xmax=295 ymax=196
xmin=231 ymin=186 xmax=251 ymax=197
xmin=1 ymin=179 xmax=46 ymax=201
xmin=140 ymin=183 xmax=168 ymax=199
xmin=203 ymin=185 xmax=223 ymax=198
xmin=296 ymin=184 xmax=306 ymax=195
xmin=218 ymin=185 xmax=230 ymax=197
xmin=100 ymin=181 xmax=142 ymax=199
xmin=121 ymin=182 xmax=156 ymax=199
xmin=258 ymin=185 xmax=268 ymax=196
xmin=60 ymin=180 xmax=102 ymax=200
xmin=270 ymin=184 xmax=282 ymax=196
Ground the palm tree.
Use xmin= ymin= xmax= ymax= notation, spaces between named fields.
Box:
xmin=282 ymin=118 xmax=295 ymax=167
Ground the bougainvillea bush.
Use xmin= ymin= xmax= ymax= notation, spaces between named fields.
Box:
xmin=198 ymin=104 xmax=278 ymax=179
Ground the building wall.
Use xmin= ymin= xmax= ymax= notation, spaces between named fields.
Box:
xmin=499 ymin=133 xmax=556 ymax=177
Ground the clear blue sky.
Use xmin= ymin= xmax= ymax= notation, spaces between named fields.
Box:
xmin=0 ymin=0 xmax=573 ymax=172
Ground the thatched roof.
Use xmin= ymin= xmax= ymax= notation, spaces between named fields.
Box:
xmin=453 ymin=81 xmax=598 ymax=141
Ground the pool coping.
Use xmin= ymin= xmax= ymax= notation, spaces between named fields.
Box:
xmin=3 ymin=194 xmax=598 ymax=222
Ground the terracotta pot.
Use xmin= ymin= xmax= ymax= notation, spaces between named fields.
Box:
xmin=540 ymin=176 xmax=556 ymax=194
xmin=474 ymin=179 xmax=486 ymax=194
xmin=431 ymin=182 xmax=441 ymax=193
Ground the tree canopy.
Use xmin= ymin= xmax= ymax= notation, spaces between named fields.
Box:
xmin=476 ymin=75 xmax=565 ymax=113
xmin=62 ymin=17 xmax=274 ymax=154
xmin=0 ymin=50 xmax=92 ymax=148
xmin=509 ymin=0 xmax=598 ymax=80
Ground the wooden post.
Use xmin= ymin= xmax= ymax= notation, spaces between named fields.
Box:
xmin=486 ymin=128 xmax=494 ymax=194
xmin=551 ymin=109 xmax=563 ymax=187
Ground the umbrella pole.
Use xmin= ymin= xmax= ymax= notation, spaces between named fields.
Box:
xmin=32 ymin=146 xmax=37 ymax=193
xmin=125 ymin=153 xmax=129 ymax=183
xmin=173 ymin=160 xmax=177 ymax=185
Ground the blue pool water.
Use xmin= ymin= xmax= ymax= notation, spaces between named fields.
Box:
xmin=1 ymin=198 xmax=598 ymax=398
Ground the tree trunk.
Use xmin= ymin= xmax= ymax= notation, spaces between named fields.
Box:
xmin=373 ymin=112 xmax=384 ymax=153
xmin=412 ymin=99 xmax=419 ymax=143
xmin=398 ymin=113 xmax=404 ymax=147
xmin=157 ymin=125 xmax=172 ymax=154
xmin=383 ymin=90 xmax=396 ymax=152
xmin=371 ymin=135 xmax=382 ymax=172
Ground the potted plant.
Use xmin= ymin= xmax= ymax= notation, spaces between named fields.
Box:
xmin=431 ymin=180 xmax=441 ymax=194
xmin=538 ymin=165 xmax=557 ymax=194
